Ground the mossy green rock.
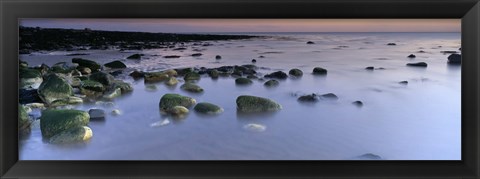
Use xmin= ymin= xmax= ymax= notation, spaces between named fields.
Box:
xmin=81 ymin=80 xmax=104 ymax=92
xmin=144 ymin=72 xmax=170 ymax=83
xmin=103 ymin=87 xmax=122 ymax=99
xmin=104 ymin=60 xmax=127 ymax=69
xmin=165 ymin=77 xmax=179 ymax=86
xmin=235 ymin=78 xmax=253 ymax=85
xmin=289 ymin=68 xmax=303 ymax=77
xmin=19 ymin=105 xmax=31 ymax=135
xmin=72 ymin=58 xmax=101 ymax=72
xmin=166 ymin=106 xmax=189 ymax=116
xmin=208 ymin=69 xmax=219 ymax=78
xmin=38 ymin=74 xmax=73 ymax=104
xmin=194 ymin=102 xmax=224 ymax=114
xmin=175 ymin=67 xmax=194 ymax=76
xmin=264 ymin=79 xmax=279 ymax=87
xmin=180 ymin=83 xmax=204 ymax=93
xmin=126 ymin=54 xmax=142 ymax=60
xmin=159 ymin=93 xmax=196 ymax=111
xmin=19 ymin=68 xmax=43 ymax=89
xmin=184 ymin=72 xmax=200 ymax=81
xmin=236 ymin=95 xmax=282 ymax=113
xmin=313 ymin=67 xmax=327 ymax=75
xmin=89 ymin=71 xmax=115 ymax=86
xmin=40 ymin=109 xmax=90 ymax=138
xmin=49 ymin=126 xmax=93 ymax=144
xmin=112 ymin=80 xmax=133 ymax=93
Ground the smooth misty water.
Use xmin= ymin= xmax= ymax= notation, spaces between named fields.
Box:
xmin=19 ymin=32 xmax=461 ymax=160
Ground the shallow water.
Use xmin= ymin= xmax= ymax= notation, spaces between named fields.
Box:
xmin=19 ymin=32 xmax=461 ymax=160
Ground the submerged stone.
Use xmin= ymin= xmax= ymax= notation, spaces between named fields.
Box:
xmin=236 ymin=95 xmax=282 ymax=113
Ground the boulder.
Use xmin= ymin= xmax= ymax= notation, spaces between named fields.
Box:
xmin=19 ymin=68 xmax=43 ymax=89
xmin=18 ymin=105 xmax=31 ymax=135
xmin=49 ymin=126 xmax=93 ymax=144
xmin=307 ymin=41 xmax=315 ymax=44
xmin=111 ymin=80 xmax=133 ymax=93
xmin=236 ymin=95 xmax=282 ymax=113
xmin=38 ymin=74 xmax=73 ymax=104
xmin=159 ymin=93 xmax=196 ymax=111
xmin=407 ymin=54 xmax=416 ymax=58
xmin=184 ymin=72 xmax=201 ymax=81
xmin=352 ymin=101 xmax=363 ymax=107
xmin=180 ymin=83 xmax=204 ymax=93
xmin=264 ymin=71 xmax=288 ymax=79
xmin=406 ymin=62 xmax=428 ymax=67
xmin=264 ymin=79 xmax=279 ymax=87
xmin=80 ymin=80 xmax=104 ymax=92
xmin=320 ymin=93 xmax=338 ymax=100
xmin=298 ymin=94 xmax=319 ymax=102
xmin=104 ymin=60 xmax=127 ymax=69
xmin=447 ymin=54 xmax=461 ymax=64
xmin=89 ymin=71 xmax=115 ymax=86
xmin=40 ymin=109 xmax=90 ymax=138
xmin=78 ymin=66 xmax=92 ymax=75
xmin=72 ymin=58 xmax=101 ymax=72
xmin=251 ymin=59 xmax=257 ymax=63
xmin=208 ymin=69 xmax=219 ymax=78
xmin=235 ymin=78 xmax=253 ymax=85
xmin=51 ymin=62 xmax=77 ymax=74
xmin=365 ymin=66 xmax=374 ymax=70
xmin=175 ymin=67 xmax=194 ymax=76
xmin=126 ymin=54 xmax=142 ymax=60
xmin=289 ymin=68 xmax=303 ymax=77
xmin=193 ymin=102 xmax=224 ymax=114
xmin=166 ymin=106 xmax=189 ymax=116
xmin=88 ymin=109 xmax=105 ymax=120
xmin=387 ymin=43 xmax=396 ymax=46
xmin=399 ymin=81 xmax=408 ymax=85
xmin=144 ymin=72 xmax=170 ymax=83
xmin=215 ymin=55 xmax=222 ymax=60
xmin=191 ymin=53 xmax=203 ymax=57
xmin=103 ymin=87 xmax=122 ymax=99
xmin=312 ymin=67 xmax=327 ymax=75
xmin=165 ymin=77 xmax=179 ymax=86
xmin=129 ymin=70 xmax=144 ymax=79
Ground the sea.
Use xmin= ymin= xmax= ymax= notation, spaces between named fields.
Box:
xmin=19 ymin=32 xmax=461 ymax=160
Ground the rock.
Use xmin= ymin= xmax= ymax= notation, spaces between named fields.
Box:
xmin=441 ymin=51 xmax=458 ymax=54
xmin=144 ymin=72 xmax=170 ymax=83
xmin=103 ymin=87 xmax=122 ymax=99
xmin=49 ymin=126 xmax=93 ymax=144
xmin=407 ymin=54 xmax=416 ymax=58
xmin=126 ymin=54 xmax=142 ymax=60
xmin=215 ymin=55 xmax=222 ymax=60
xmin=129 ymin=70 xmax=144 ymax=79
xmin=38 ymin=74 xmax=74 ymax=104
xmin=19 ymin=89 xmax=42 ymax=104
xmin=88 ymin=109 xmax=105 ymax=120
xmin=259 ymin=55 xmax=265 ymax=58
xmin=320 ymin=93 xmax=338 ymax=100
xmin=447 ymin=54 xmax=461 ymax=64
xmin=352 ymin=101 xmax=363 ymax=107
xmin=235 ymin=78 xmax=253 ymax=85
xmin=184 ymin=72 xmax=201 ymax=81
xmin=19 ymin=60 xmax=28 ymax=68
xmin=357 ymin=153 xmax=382 ymax=160
xmin=80 ymin=80 xmax=104 ymax=92
xmin=145 ymin=84 xmax=157 ymax=92
xmin=164 ymin=55 xmax=181 ymax=59
xmin=264 ymin=79 xmax=279 ymax=87
xmin=418 ymin=50 xmax=426 ymax=53
xmin=162 ymin=69 xmax=178 ymax=77
xmin=264 ymin=71 xmax=288 ymax=79
xmin=40 ymin=109 xmax=90 ymax=138
xmin=387 ymin=43 xmax=396 ymax=46
xmin=236 ymin=95 xmax=282 ymax=113
xmin=109 ymin=70 xmax=123 ymax=77
xmin=165 ymin=77 xmax=179 ymax=86
xmin=72 ymin=58 xmax=102 ymax=72
xmin=51 ymin=62 xmax=77 ymax=74
xmin=307 ymin=41 xmax=315 ymax=44
xmin=298 ymin=94 xmax=319 ymax=102
xmin=251 ymin=59 xmax=257 ymax=63
xmin=208 ymin=69 xmax=219 ymax=78
xmin=289 ymin=69 xmax=303 ymax=77
xmin=104 ymin=60 xmax=127 ymax=69
xmin=111 ymin=80 xmax=133 ymax=93
xmin=399 ymin=81 xmax=408 ymax=85
xmin=191 ymin=53 xmax=203 ymax=57
xmin=365 ymin=66 xmax=374 ymax=70
xmin=19 ymin=105 xmax=31 ymax=135
xmin=312 ymin=67 xmax=327 ymax=75
xmin=194 ymin=102 xmax=224 ymax=114
xmin=243 ymin=123 xmax=266 ymax=132
xmin=89 ymin=71 xmax=115 ymax=86
xmin=111 ymin=109 xmax=122 ymax=116
xmin=166 ymin=106 xmax=189 ymax=116
xmin=78 ymin=66 xmax=92 ymax=75
xmin=19 ymin=68 xmax=43 ymax=89
xmin=175 ymin=67 xmax=194 ymax=76
xmin=25 ymin=103 xmax=45 ymax=109
xmin=67 ymin=96 xmax=83 ymax=104
xmin=159 ymin=93 xmax=197 ymax=111
xmin=406 ymin=62 xmax=428 ymax=67
xmin=173 ymin=47 xmax=187 ymax=51
xmin=180 ymin=83 xmax=204 ymax=93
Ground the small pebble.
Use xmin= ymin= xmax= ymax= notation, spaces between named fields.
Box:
xmin=111 ymin=109 xmax=122 ymax=116
xmin=243 ymin=123 xmax=266 ymax=132
xmin=150 ymin=119 xmax=170 ymax=127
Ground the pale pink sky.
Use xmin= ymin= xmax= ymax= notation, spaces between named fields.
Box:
xmin=20 ymin=19 xmax=461 ymax=33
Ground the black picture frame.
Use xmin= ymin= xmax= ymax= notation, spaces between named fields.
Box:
xmin=1 ymin=0 xmax=479 ymax=178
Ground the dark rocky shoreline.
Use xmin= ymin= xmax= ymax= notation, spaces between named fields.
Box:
xmin=19 ymin=26 xmax=258 ymax=53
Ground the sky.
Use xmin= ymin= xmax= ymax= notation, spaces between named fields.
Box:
xmin=19 ymin=19 xmax=461 ymax=33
